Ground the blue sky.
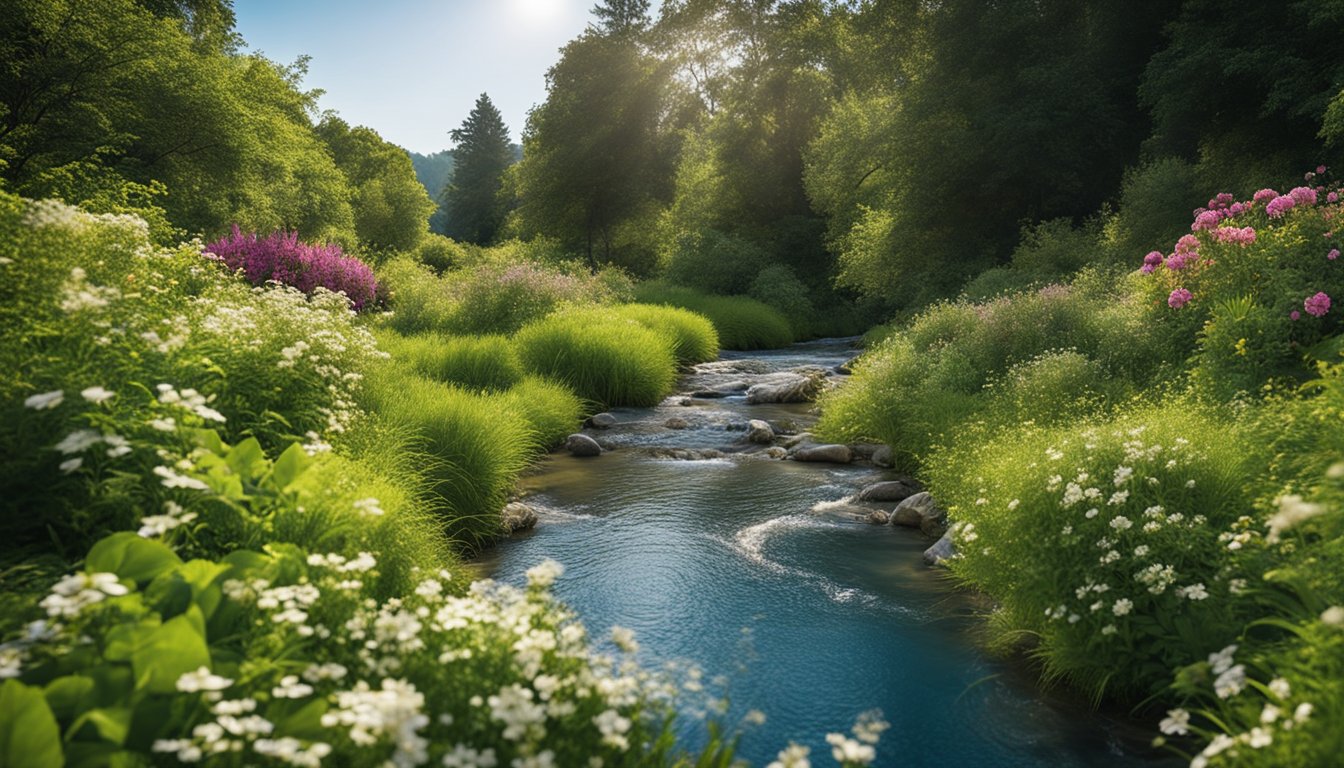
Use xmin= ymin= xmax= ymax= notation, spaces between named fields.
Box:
xmin=233 ymin=0 xmax=651 ymax=154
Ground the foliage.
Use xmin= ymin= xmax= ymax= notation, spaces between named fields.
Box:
xmin=490 ymin=376 xmax=585 ymax=450
xmin=204 ymin=227 xmax=378 ymax=310
xmin=608 ymin=303 xmax=719 ymax=365
xmin=373 ymin=330 xmax=524 ymax=392
xmin=315 ymin=116 xmax=435 ymax=254
xmin=414 ymin=233 xmax=469 ymax=273
xmin=658 ymin=228 xmax=766 ymax=296
xmin=513 ymin=311 xmax=678 ymax=408
xmin=928 ymin=402 xmax=1260 ymax=701
xmin=445 ymin=259 xmax=629 ymax=336
xmin=443 ymin=93 xmax=514 ymax=245
xmin=633 ymin=282 xmax=793 ymax=351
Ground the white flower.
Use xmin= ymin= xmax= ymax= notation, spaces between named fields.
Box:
xmin=272 ymin=675 xmax=314 ymax=699
xmin=353 ymin=497 xmax=385 ymax=517
xmin=54 ymin=429 xmax=102 ymax=455
xmin=1260 ymin=704 xmax=1281 ymax=724
xmin=1176 ymin=583 xmax=1208 ymax=600
xmin=1085 ymin=508 xmax=1099 ymax=519
xmin=1214 ymin=664 xmax=1246 ymax=699
xmin=593 ymin=709 xmax=632 ymax=750
xmin=852 ymin=710 xmax=888 ymax=744
xmin=1294 ymin=702 xmax=1313 ymax=722
xmin=525 ymin=559 xmax=563 ymax=589
xmin=442 ymin=744 xmax=498 ymax=768
xmin=824 ymin=733 xmax=875 ymax=766
xmin=59 ymin=457 xmax=83 ymax=474
xmin=1108 ymin=490 xmax=1129 ymax=506
xmin=1268 ymin=678 xmax=1291 ymax=699
xmin=611 ymin=626 xmax=639 ymax=654
xmin=176 ymin=666 xmax=233 ymax=693
xmin=154 ymin=465 xmax=208 ymax=491
xmin=765 ymin=743 xmax=811 ymax=768
xmin=1112 ymin=599 xmax=1133 ymax=616
xmin=81 ymin=386 xmax=115 ymax=404
xmin=1007 ymin=499 xmax=1020 ymax=510
xmin=1208 ymin=644 xmax=1238 ymax=674
xmin=1109 ymin=516 xmax=1133 ymax=531
xmin=1245 ymin=727 xmax=1272 ymax=748
xmin=1113 ymin=466 xmax=1133 ymax=487
xmin=1159 ymin=708 xmax=1189 ymax=735
xmin=24 ymin=390 xmax=64 ymax=410
xmin=149 ymin=417 xmax=177 ymax=432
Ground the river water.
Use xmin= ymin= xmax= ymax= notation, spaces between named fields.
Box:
xmin=478 ymin=339 xmax=1169 ymax=767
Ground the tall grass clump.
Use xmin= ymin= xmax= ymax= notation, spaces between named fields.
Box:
xmin=608 ymin=303 xmax=719 ymax=364
xmin=634 ymin=281 xmax=794 ymax=350
xmin=374 ymin=329 xmax=523 ymax=391
xmin=514 ymin=312 xmax=678 ymax=407
xmin=927 ymin=401 xmax=1260 ymax=701
xmin=491 ymin=376 xmax=585 ymax=450
xmin=377 ymin=256 xmax=456 ymax=334
xmin=205 ymin=226 xmax=378 ymax=310
xmin=362 ymin=365 xmax=534 ymax=552
xmin=444 ymin=259 xmax=632 ymax=335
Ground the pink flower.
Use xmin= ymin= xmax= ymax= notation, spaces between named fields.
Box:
xmin=1266 ymin=195 xmax=1296 ymax=218
xmin=1175 ymin=234 xmax=1200 ymax=255
xmin=1166 ymin=252 xmax=1190 ymax=271
xmin=1229 ymin=202 xmax=1247 ymax=216
xmin=1305 ymin=292 xmax=1331 ymax=317
xmin=1192 ymin=210 xmax=1223 ymax=231
xmin=1329 ymin=249 xmax=1340 ymax=261
xmin=1141 ymin=251 xmax=1164 ymax=274
xmin=1318 ymin=165 xmax=1328 ymax=175
xmin=1291 ymin=310 xmax=1301 ymax=321
xmin=1253 ymin=188 xmax=1280 ymax=204
xmin=1212 ymin=226 xmax=1257 ymax=246
xmin=1289 ymin=186 xmax=1318 ymax=206
xmin=1329 ymin=192 xmax=1340 ymax=204
xmin=1168 ymin=288 xmax=1192 ymax=309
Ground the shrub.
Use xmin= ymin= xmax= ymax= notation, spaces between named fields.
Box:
xmin=361 ymin=366 xmax=534 ymax=552
xmin=446 ymin=259 xmax=628 ymax=335
xmin=983 ymin=349 xmax=1126 ymax=428
xmin=375 ymin=329 xmax=524 ymax=391
xmin=748 ymin=264 xmax=817 ymax=336
xmin=513 ymin=312 xmax=678 ymax=408
xmin=377 ymin=257 xmax=456 ymax=334
xmin=959 ymin=267 xmax=1038 ymax=303
xmin=1010 ymin=217 xmax=1103 ymax=280
xmin=1102 ymin=157 xmax=1200 ymax=266
xmin=416 ymin=232 xmax=469 ymax=273
xmin=927 ymin=401 xmax=1261 ymax=700
xmin=633 ymin=282 xmax=794 ymax=350
xmin=608 ymin=303 xmax=719 ymax=364
xmin=204 ymin=226 xmax=378 ymax=310
xmin=658 ymin=228 xmax=767 ymax=295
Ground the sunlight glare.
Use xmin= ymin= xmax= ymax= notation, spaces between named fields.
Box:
xmin=511 ymin=0 xmax=565 ymax=25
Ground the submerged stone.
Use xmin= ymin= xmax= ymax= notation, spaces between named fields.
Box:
xmin=746 ymin=419 xmax=774 ymax=444
xmin=501 ymin=502 xmax=539 ymax=532
xmin=588 ymin=412 xmax=617 ymax=429
xmin=565 ymin=433 xmax=602 ymax=457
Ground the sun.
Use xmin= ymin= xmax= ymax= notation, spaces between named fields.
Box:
xmin=510 ymin=0 xmax=565 ymax=25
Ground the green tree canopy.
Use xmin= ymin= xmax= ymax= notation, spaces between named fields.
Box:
xmin=442 ymin=93 xmax=513 ymax=245
xmin=316 ymin=115 xmax=434 ymax=252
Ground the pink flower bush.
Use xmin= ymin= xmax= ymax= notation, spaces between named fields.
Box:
xmin=1304 ymin=292 xmax=1331 ymax=318
xmin=1168 ymin=288 xmax=1192 ymax=309
xmin=1192 ymin=210 xmax=1224 ymax=231
xmin=205 ymin=227 xmax=377 ymax=311
xmin=1329 ymin=249 xmax=1339 ymax=261
xmin=1141 ymin=251 xmax=1164 ymax=274
xmin=1253 ymin=188 xmax=1280 ymax=204
xmin=1211 ymin=226 xmax=1257 ymax=246
xmin=1266 ymin=195 xmax=1296 ymax=218
xmin=1289 ymin=186 xmax=1319 ymax=207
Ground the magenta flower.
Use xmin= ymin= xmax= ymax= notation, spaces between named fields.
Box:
xmin=1175 ymin=234 xmax=1200 ymax=255
xmin=1168 ymin=288 xmax=1192 ymax=309
xmin=1229 ymin=202 xmax=1247 ymax=216
xmin=1211 ymin=226 xmax=1257 ymax=246
xmin=204 ymin=227 xmax=377 ymax=310
xmin=1141 ymin=251 xmax=1164 ymax=274
xmin=1305 ymin=292 xmax=1332 ymax=318
xmin=1192 ymin=210 xmax=1223 ymax=231
xmin=1291 ymin=310 xmax=1301 ymax=321
xmin=1318 ymin=165 xmax=1328 ymax=175
xmin=1329 ymin=191 xmax=1340 ymax=204
xmin=1266 ymin=195 xmax=1296 ymax=218
xmin=1253 ymin=188 xmax=1280 ymax=204
xmin=1329 ymin=249 xmax=1340 ymax=261
xmin=1289 ymin=186 xmax=1318 ymax=207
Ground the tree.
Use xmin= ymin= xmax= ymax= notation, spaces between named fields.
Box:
xmin=442 ymin=93 xmax=512 ymax=245
xmin=591 ymin=0 xmax=651 ymax=39
xmin=316 ymin=115 xmax=434 ymax=252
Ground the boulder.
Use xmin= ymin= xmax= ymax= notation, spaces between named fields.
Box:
xmin=790 ymin=444 xmax=853 ymax=464
xmin=923 ymin=531 xmax=956 ymax=566
xmin=866 ymin=510 xmax=891 ymax=525
xmin=501 ymin=502 xmax=539 ymax=532
xmin=763 ymin=447 xmax=788 ymax=459
xmin=664 ymin=417 xmax=689 ymax=430
xmin=849 ymin=443 xmax=880 ymax=460
xmin=857 ymin=480 xmax=919 ymax=503
xmin=890 ymin=492 xmax=944 ymax=533
xmin=745 ymin=372 xmax=825 ymax=404
xmin=588 ymin=412 xmax=617 ymax=429
xmin=565 ymin=433 xmax=602 ymax=457
xmin=782 ymin=432 xmax=814 ymax=449
xmin=835 ymin=357 xmax=859 ymax=375
xmin=746 ymin=419 xmax=775 ymax=444
xmin=872 ymin=445 xmax=894 ymax=468
xmin=690 ymin=390 xmax=730 ymax=399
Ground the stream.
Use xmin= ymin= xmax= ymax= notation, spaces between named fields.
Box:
xmin=477 ymin=339 xmax=1170 ymax=767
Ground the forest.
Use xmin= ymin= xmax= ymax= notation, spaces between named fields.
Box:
xmin=2 ymin=0 xmax=1344 ymax=766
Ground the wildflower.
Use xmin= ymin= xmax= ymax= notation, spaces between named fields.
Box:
xmin=1100 ymin=624 xmax=1116 ymax=635
xmin=1211 ymin=226 xmax=1257 ymax=246
xmin=1141 ymin=251 xmax=1163 ymax=274
xmin=59 ymin=457 xmax=83 ymax=473
xmin=1321 ymin=606 xmax=1344 ymax=626
xmin=1191 ymin=210 xmax=1223 ymax=231
xmin=1159 ymin=708 xmax=1190 ymax=736
xmin=1176 ymin=583 xmax=1209 ymax=600
xmin=1289 ymin=186 xmax=1318 ymax=206
xmin=1266 ymin=494 xmax=1325 ymax=542
xmin=1253 ymin=188 xmax=1279 ymax=204
xmin=1113 ymin=466 xmax=1133 ymax=487
xmin=1108 ymin=490 xmax=1129 ymax=506
xmin=1214 ymin=665 xmax=1246 ymax=698
xmin=149 ymin=417 xmax=176 ymax=432
xmin=153 ymin=465 xmax=209 ymax=491
xmin=852 ymin=710 xmax=889 ymax=744
xmin=54 ymin=429 xmax=102 ymax=455
xmin=1112 ymin=599 xmax=1133 ymax=616
xmin=1168 ymin=288 xmax=1192 ymax=309
xmin=176 ymin=666 xmax=233 ymax=694
xmin=1208 ymin=644 xmax=1238 ymax=674
xmin=1294 ymin=702 xmax=1314 ymax=722
xmin=353 ymin=497 xmax=384 ymax=517
xmin=611 ymin=626 xmax=639 ymax=654
xmin=525 ymin=559 xmax=563 ymax=589
xmin=272 ymin=675 xmax=314 ymax=699
xmin=1330 ymin=248 xmax=1340 ymax=261
xmin=766 ymin=743 xmax=811 ymax=768
xmin=137 ymin=501 xmax=197 ymax=538
xmin=1110 ymin=516 xmax=1133 ymax=531
xmin=1304 ymin=292 xmax=1331 ymax=317
xmin=593 ymin=709 xmax=633 ymax=750
xmin=24 ymin=390 xmax=64 ymax=410
xmin=1261 ymin=704 xmax=1281 ymax=724
xmin=825 ymin=733 xmax=875 ymax=766
xmin=1268 ymin=678 xmax=1292 ymax=699
xmin=443 ymin=744 xmax=499 ymax=768
xmin=1266 ymin=195 xmax=1296 ymax=217
xmin=1290 ymin=310 xmax=1301 ymax=321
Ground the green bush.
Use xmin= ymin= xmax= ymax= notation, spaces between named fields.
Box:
xmin=633 ymin=281 xmax=794 ymax=350
xmin=983 ymin=349 xmax=1127 ymax=428
xmin=927 ymin=401 xmax=1260 ymax=700
xmin=1101 ymin=157 xmax=1200 ymax=265
xmin=748 ymin=264 xmax=817 ymax=337
xmin=959 ymin=267 xmax=1039 ymax=303
xmin=416 ymin=232 xmax=470 ymax=273
xmin=514 ymin=312 xmax=678 ymax=408
xmin=362 ymin=366 xmax=534 ymax=552
xmin=608 ymin=303 xmax=719 ymax=364
xmin=375 ymin=329 xmax=523 ymax=391
xmin=377 ymin=256 xmax=456 ymax=334
xmin=658 ymin=228 xmax=767 ymax=295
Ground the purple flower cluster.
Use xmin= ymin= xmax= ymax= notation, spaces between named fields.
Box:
xmin=1211 ymin=226 xmax=1257 ymax=246
xmin=1266 ymin=195 xmax=1297 ymax=218
xmin=1304 ymin=292 xmax=1331 ymax=318
xmin=1168 ymin=288 xmax=1192 ymax=309
xmin=204 ymin=227 xmax=377 ymax=311
xmin=1141 ymin=251 xmax=1164 ymax=274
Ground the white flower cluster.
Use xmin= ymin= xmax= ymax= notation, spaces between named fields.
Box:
xmin=138 ymin=500 xmax=198 ymax=538
xmin=60 ymin=266 xmax=121 ymax=313
xmin=39 ymin=572 xmax=128 ymax=618
xmin=156 ymin=383 xmax=226 ymax=423
xmin=322 ymin=678 xmax=429 ymax=768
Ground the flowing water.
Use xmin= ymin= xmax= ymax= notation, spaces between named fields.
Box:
xmin=478 ymin=339 xmax=1171 ymax=767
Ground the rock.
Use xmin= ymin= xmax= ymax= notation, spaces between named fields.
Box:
xmin=782 ymin=432 xmax=814 ymax=449
xmin=693 ymin=360 xmax=771 ymax=375
xmin=677 ymin=397 xmax=693 ymax=406
xmin=890 ymin=492 xmax=944 ymax=532
xmin=920 ymin=513 xmax=948 ymax=539
xmin=664 ymin=417 xmax=689 ymax=430
xmin=565 ymin=433 xmax=602 ymax=457
xmin=923 ymin=531 xmax=956 ymax=566
xmin=745 ymin=372 xmax=826 ymax=404
xmin=849 ymin=442 xmax=880 ymax=460
xmin=644 ymin=447 xmax=726 ymax=461
xmin=746 ymin=419 xmax=774 ymax=444
xmin=872 ymin=445 xmax=894 ymax=468
xmin=866 ymin=510 xmax=891 ymax=525
xmin=690 ymin=390 xmax=730 ymax=399
xmin=588 ymin=412 xmax=617 ymax=429
xmin=501 ymin=502 xmax=539 ymax=532
xmin=835 ymin=357 xmax=859 ymax=375
xmin=763 ymin=447 xmax=787 ymax=459
xmin=857 ymin=480 xmax=919 ymax=503
xmin=790 ymin=444 xmax=853 ymax=464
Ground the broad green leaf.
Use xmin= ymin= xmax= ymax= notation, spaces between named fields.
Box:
xmin=224 ymin=437 xmax=266 ymax=479
xmin=103 ymin=621 xmax=159 ymax=663
xmin=144 ymin=573 xmax=192 ymax=619
xmin=72 ymin=707 xmax=131 ymax=746
xmin=43 ymin=675 xmax=95 ymax=719
xmin=279 ymin=698 xmax=329 ymax=740
xmin=86 ymin=533 xmax=182 ymax=584
xmin=188 ymin=429 xmax=226 ymax=456
xmin=131 ymin=615 xmax=210 ymax=694
xmin=0 ymin=679 xmax=64 ymax=768
xmin=270 ymin=442 xmax=311 ymax=490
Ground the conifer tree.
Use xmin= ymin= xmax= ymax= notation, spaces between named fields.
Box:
xmin=443 ymin=93 xmax=512 ymax=244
